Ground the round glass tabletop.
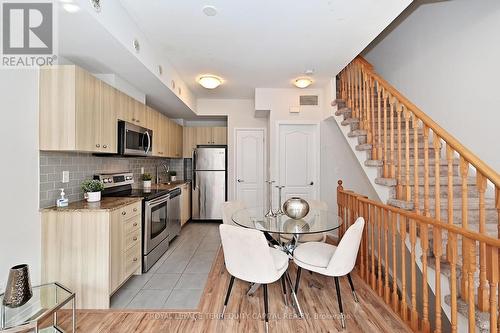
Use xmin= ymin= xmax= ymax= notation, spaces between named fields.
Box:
xmin=231 ymin=206 xmax=343 ymax=235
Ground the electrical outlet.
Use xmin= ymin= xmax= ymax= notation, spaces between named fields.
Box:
xmin=62 ymin=171 xmax=69 ymax=183
xmin=141 ymin=167 xmax=144 ymax=174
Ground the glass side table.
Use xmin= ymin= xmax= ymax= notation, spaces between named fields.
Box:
xmin=0 ymin=282 xmax=75 ymax=333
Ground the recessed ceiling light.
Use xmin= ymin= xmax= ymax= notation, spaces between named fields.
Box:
xmin=294 ymin=78 xmax=313 ymax=88
xmin=63 ymin=3 xmax=80 ymax=13
xmin=133 ymin=39 xmax=140 ymax=52
xmin=198 ymin=75 xmax=222 ymax=89
xmin=202 ymin=5 xmax=217 ymax=16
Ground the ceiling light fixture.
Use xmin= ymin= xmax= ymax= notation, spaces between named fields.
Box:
xmin=198 ymin=75 xmax=222 ymax=89
xmin=63 ymin=3 xmax=80 ymax=12
xmin=202 ymin=5 xmax=218 ymax=16
xmin=294 ymin=78 xmax=313 ymax=88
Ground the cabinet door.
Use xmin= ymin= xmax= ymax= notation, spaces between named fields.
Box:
xmin=165 ymin=118 xmax=175 ymax=158
xmin=180 ymin=183 xmax=191 ymax=226
xmin=196 ymin=127 xmax=213 ymax=145
xmin=173 ymin=123 xmax=183 ymax=158
xmin=110 ymin=210 xmax=124 ymax=293
xmin=132 ymin=99 xmax=145 ymax=126
xmin=212 ymin=127 xmax=227 ymax=144
xmin=153 ymin=112 xmax=167 ymax=157
xmin=75 ymin=68 xmax=102 ymax=152
xmin=116 ymin=93 xmax=133 ymax=123
xmin=145 ymin=106 xmax=156 ymax=130
xmin=183 ymin=127 xmax=197 ymax=158
xmin=100 ymin=83 xmax=118 ymax=153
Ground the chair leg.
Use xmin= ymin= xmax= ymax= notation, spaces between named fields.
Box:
xmin=280 ymin=275 xmax=288 ymax=306
xmin=346 ymin=273 xmax=358 ymax=303
xmin=263 ymin=284 xmax=269 ymax=333
xmin=294 ymin=266 xmax=302 ymax=296
xmin=334 ymin=277 xmax=346 ymax=329
xmin=222 ymin=275 xmax=235 ymax=318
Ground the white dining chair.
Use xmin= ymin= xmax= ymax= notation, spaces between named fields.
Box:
xmin=280 ymin=199 xmax=329 ymax=244
xmin=219 ymin=224 xmax=289 ymax=332
xmin=292 ymin=217 xmax=365 ymax=329
xmin=221 ymin=201 xmax=246 ymax=226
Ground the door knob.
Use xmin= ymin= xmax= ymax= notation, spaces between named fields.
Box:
xmin=309 ymin=181 xmax=314 ymax=185
xmin=237 ymin=179 xmax=244 ymax=183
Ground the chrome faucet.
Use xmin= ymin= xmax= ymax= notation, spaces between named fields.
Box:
xmin=156 ymin=163 xmax=170 ymax=184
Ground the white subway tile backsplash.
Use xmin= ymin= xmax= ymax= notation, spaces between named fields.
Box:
xmin=39 ymin=151 xmax=185 ymax=208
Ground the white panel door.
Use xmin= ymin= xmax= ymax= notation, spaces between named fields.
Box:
xmin=278 ymin=124 xmax=318 ymax=201
xmin=235 ymin=129 xmax=265 ymax=208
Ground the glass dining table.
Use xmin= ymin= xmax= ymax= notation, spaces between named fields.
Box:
xmin=231 ymin=206 xmax=343 ymax=317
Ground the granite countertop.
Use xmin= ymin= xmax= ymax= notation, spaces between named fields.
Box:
xmin=41 ymin=197 xmax=143 ymax=212
xmin=133 ymin=180 xmax=191 ymax=191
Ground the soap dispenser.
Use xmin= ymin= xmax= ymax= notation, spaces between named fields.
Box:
xmin=56 ymin=188 xmax=69 ymax=207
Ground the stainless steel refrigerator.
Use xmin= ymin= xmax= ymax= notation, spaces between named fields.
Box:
xmin=192 ymin=146 xmax=227 ymax=220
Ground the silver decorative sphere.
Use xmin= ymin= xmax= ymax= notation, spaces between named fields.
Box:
xmin=283 ymin=197 xmax=310 ymax=220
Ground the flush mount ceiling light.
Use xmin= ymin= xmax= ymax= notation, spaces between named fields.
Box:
xmin=294 ymin=78 xmax=313 ymax=88
xmin=198 ymin=75 xmax=222 ymax=89
xmin=202 ymin=5 xmax=218 ymax=16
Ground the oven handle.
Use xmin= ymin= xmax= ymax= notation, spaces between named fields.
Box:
xmin=146 ymin=194 xmax=169 ymax=207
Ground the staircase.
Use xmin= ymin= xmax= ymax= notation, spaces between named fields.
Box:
xmin=333 ymin=57 xmax=500 ymax=332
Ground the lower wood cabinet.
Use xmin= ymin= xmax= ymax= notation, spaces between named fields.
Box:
xmin=41 ymin=201 xmax=142 ymax=309
xmin=180 ymin=183 xmax=191 ymax=226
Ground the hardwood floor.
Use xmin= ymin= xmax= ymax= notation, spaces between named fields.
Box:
xmin=47 ymin=249 xmax=411 ymax=332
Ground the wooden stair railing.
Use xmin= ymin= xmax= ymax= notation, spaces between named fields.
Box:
xmin=337 ymin=56 xmax=500 ymax=326
xmin=337 ymin=180 xmax=500 ymax=333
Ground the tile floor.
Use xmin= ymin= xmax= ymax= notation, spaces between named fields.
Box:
xmin=111 ymin=222 xmax=221 ymax=310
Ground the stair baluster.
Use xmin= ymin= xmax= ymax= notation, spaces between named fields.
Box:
xmin=410 ymin=217 xmax=418 ymax=330
xmin=397 ymin=102 xmax=403 ymax=199
xmin=460 ymin=157 xmax=470 ymax=301
xmin=476 ymin=173 xmax=489 ymax=311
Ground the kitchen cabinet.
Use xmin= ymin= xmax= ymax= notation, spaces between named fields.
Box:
xmin=194 ymin=127 xmax=227 ymax=146
xmin=40 ymin=65 xmax=118 ymax=153
xmin=40 ymin=65 xmax=183 ymax=155
xmin=169 ymin=121 xmax=183 ymax=158
xmin=182 ymin=127 xmax=197 ymax=158
xmin=212 ymin=127 xmax=227 ymax=144
xmin=41 ymin=201 xmax=142 ymax=309
xmin=196 ymin=127 xmax=213 ymax=145
xmin=180 ymin=183 xmax=191 ymax=226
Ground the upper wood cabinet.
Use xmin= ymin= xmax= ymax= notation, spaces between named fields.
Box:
xmin=212 ymin=127 xmax=227 ymax=144
xmin=169 ymin=121 xmax=183 ymax=158
xmin=40 ymin=65 xmax=117 ymax=153
xmin=183 ymin=127 xmax=197 ymax=158
xmin=116 ymin=94 xmax=145 ymax=126
xmin=182 ymin=127 xmax=227 ymax=158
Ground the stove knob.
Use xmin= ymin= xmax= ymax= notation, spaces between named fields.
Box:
xmin=108 ymin=178 xmax=113 ymax=183
xmin=103 ymin=178 xmax=109 ymax=183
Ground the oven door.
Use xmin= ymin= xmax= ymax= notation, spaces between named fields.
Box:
xmin=144 ymin=194 xmax=169 ymax=254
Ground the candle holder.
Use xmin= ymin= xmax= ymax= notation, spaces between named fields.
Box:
xmin=3 ymin=264 xmax=32 ymax=308
xmin=275 ymin=185 xmax=286 ymax=215
xmin=265 ymin=180 xmax=276 ymax=217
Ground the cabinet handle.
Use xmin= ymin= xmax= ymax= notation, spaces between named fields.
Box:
xmin=133 ymin=257 xmax=138 ymax=262
xmin=133 ymin=222 xmax=138 ymax=227
xmin=133 ymin=236 xmax=138 ymax=241
xmin=133 ymin=208 xmax=137 ymax=212
xmin=132 ymin=118 xmax=136 ymax=121
xmin=96 ymin=144 xmax=100 ymax=148
xmin=122 ymin=211 xmax=126 ymax=215
xmin=136 ymin=120 xmax=140 ymax=123
xmin=103 ymin=144 xmax=107 ymax=149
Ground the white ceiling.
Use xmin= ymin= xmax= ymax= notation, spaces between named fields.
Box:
xmin=120 ymin=0 xmax=412 ymax=98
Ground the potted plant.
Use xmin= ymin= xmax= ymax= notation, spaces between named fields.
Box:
xmin=81 ymin=179 xmax=104 ymax=202
xmin=142 ymin=173 xmax=152 ymax=188
xmin=169 ymin=171 xmax=177 ymax=182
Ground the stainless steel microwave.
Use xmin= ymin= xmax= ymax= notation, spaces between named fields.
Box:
xmin=118 ymin=121 xmax=153 ymax=156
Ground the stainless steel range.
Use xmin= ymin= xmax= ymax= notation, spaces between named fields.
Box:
xmin=95 ymin=172 xmax=181 ymax=272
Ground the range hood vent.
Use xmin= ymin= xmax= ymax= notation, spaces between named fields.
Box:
xmin=299 ymin=95 xmax=319 ymax=106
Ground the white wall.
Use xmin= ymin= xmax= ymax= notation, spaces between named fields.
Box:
xmin=196 ymin=99 xmax=268 ymax=200
xmin=0 ymin=70 xmax=40 ymax=289
xmin=364 ymin=0 xmax=500 ymax=171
